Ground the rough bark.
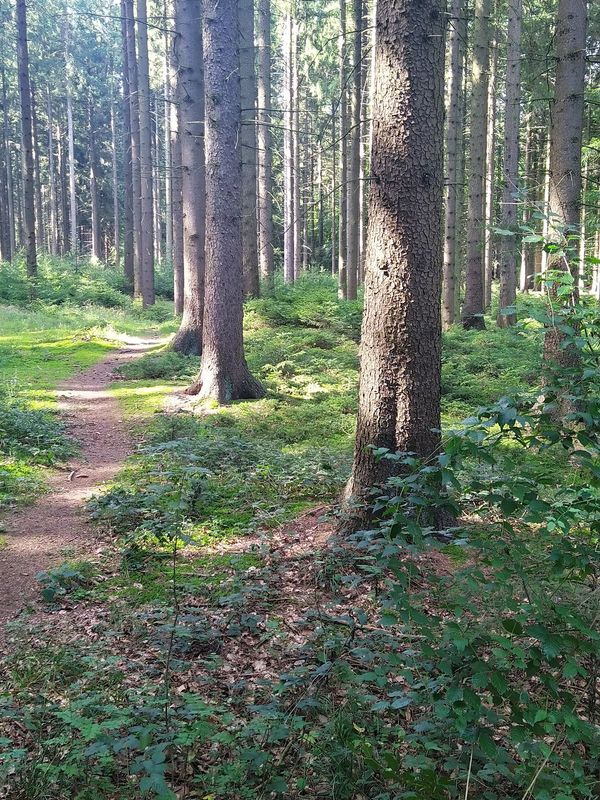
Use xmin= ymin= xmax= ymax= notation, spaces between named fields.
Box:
xmin=16 ymin=0 xmax=37 ymax=280
xmin=346 ymin=0 xmax=444 ymax=500
xmin=136 ymin=0 xmax=156 ymax=305
xmin=152 ymin=96 xmax=162 ymax=264
xmin=442 ymin=0 xmax=465 ymax=328
xmin=120 ymin=0 xmax=135 ymax=288
xmin=30 ymin=83 xmax=44 ymax=254
xmin=484 ymin=39 xmax=497 ymax=309
xmin=193 ymin=0 xmax=264 ymax=403
xmin=497 ymin=0 xmax=522 ymax=326
xmin=46 ymin=87 xmax=59 ymax=256
xmin=461 ymin=0 xmax=492 ymax=329
xmin=110 ymin=93 xmax=120 ymax=268
xmin=256 ymin=0 xmax=274 ymax=289
xmin=88 ymin=103 xmax=102 ymax=262
xmin=124 ymin=0 xmax=143 ymax=297
xmin=64 ymin=12 xmax=77 ymax=258
xmin=171 ymin=0 xmax=206 ymax=355
xmin=282 ymin=10 xmax=294 ymax=283
xmin=345 ymin=0 xmax=362 ymax=300
xmin=163 ymin=0 xmax=173 ymax=269
xmin=338 ymin=0 xmax=348 ymax=298
xmin=239 ymin=0 xmax=260 ymax=297
xmin=170 ymin=32 xmax=184 ymax=315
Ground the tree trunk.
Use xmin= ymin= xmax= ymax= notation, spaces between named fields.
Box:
xmin=46 ymin=87 xmax=59 ymax=257
xmin=110 ymin=92 xmax=120 ymax=268
xmin=331 ymin=99 xmax=337 ymax=275
xmin=256 ymin=0 xmax=274 ymax=289
xmin=136 ymin=0 xmax=156 ymax=305
xmin=170 ymin=30 xmax=184 ymax=315
xmin=16 ymin=0 xmax=37 ymax=280
xmin=58 ymin=123 xmax=69 ymax=254
xmin=64 ymin=12 xmax=78 ymax=259
xmin=239 ymin=0 xmax=260 ymax=297
xmin=484 ymin=38 xmax=497 ymax=309
xmin=282 ymin=10 xmax=294 ymax=283
xmin=171 ymin=0 xmax=206 ymax=355
xmin=519 ymin=110 xmax=534 ymax=292
xmin=30 ymin=83 xmax=44 ymax=254
xmin=163 ymin=0 xmax=173 ymax=270
xmin=193 ymin=0 xmax=264 ymax=402
xmin=120 ymin=0 xmax=135 ymax=288
xmin=442 ymin=0 xmax=465 ymax=328
xmin=338 ymin=0 xmax=348 ymax=298
xmin=88 ymin=103 xmax=102 ymax=262
xmin=346 ymin=0 xmax=444 ymax=500
xmin=153 ymin=95 xmax=162 ymax=265
xmin=0 ymin=67 xmax=13 ymax=262
xmin=497 ymin=0 xmax=522 ymax=326
xmin=346 ymin=0 xmax=362 ymax=300
xmin=291 ymin=20 xmax=301 ymax=280
xmin=461 ymin=0 xmax=492 ymax=329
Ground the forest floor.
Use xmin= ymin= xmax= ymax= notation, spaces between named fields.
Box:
xmin=0 ymin=337 xmax=161 ymax=638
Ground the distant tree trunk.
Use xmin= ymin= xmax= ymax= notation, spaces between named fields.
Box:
xmin=256 ymin=0 xmax=274 ymax=287
xmin=291 ymin=20 xmax=301 ymax=279
xmin=58 ymin=123 xmax=69 ymax=254
xmin=540 ymin=129 xmax=551 ymax=276
xmin=282 ymin=10 xmax=294 ymax=283
xmin=152 ymin=95 xmax=162 ymax=265
xmin=46 ymin=87 xmax=59 ymax=257
xmin=88 ymin=103 xmax=102 ymax=262
xmin=497 ymin=0 xmax=522 ymax=326
xmin=338 ymin=0 xmax=348 ymax=298
xmin=193 ymin=0 xmax=264 ymax=402
xmin=346 ymin=0 xmax=444 ymax=500
xmin=120 ymin=0 xmax=135 ymax=287
xmin=519 ymin=110 xmax=535 ymax=291
xmin=64 ymin=13 xmax=78 ymax=259
xmin=110 ymin=93 xmax=120 ymax=268
xmin=543 ymin=0 xmax=587 ymax=365
xmin=124 ymin=0 xmax=143 ymax=297
xmin=0 ymin=67 xmax=13 ymax=262
xmin=30 ymin=83 xmax=44 ymax=254
xmin=331 ymin=100 xmax=337 ymax=275
xmin=239 ymin=0 xmax=260 ymax=297
xmin=484 ymin=38 xmax=497 ymax=309
xmin=257 ymin=0 xmax=274 ymax=289
xmin=171 ymin=0 xmax=206 ymax=355
xmin=461 ymin=0 xmax=492 ymax=329
xmin=16 ymin=0 xmax=37 ymax=280
xmin=442 ymin=0 xmax=465 ymax=328
xmin=163 ymin=0 xmax=173 ymax=268
xmin=136 ymin=0 xmax=156 ymax=305
xmin=170 ymin=35 xmax=184 ymax=314
xmin=346 ymin=0 xmax=362 ymax=300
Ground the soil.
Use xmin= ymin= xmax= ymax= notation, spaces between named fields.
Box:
xmin=0 ymin=337 xmax=159 ymax=645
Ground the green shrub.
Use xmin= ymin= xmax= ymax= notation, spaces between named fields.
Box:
xmin=0 ymin=398 xmax=76 ymax=465
xmin=116 ymin=350 xmax=199 ymax=381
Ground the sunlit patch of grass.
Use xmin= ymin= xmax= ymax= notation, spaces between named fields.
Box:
xmin=110 ymin=380 xmax=185 ymax=420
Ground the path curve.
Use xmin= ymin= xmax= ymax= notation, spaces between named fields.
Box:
xmin=0 ymin=337 xmax=159 ymax=642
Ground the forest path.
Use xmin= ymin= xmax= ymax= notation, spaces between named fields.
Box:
xmin=0 ymin=336 xmax=161 ymax=644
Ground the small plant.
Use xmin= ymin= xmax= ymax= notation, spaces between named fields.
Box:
xmin=37 ymin=561 xmax=97 ymax=602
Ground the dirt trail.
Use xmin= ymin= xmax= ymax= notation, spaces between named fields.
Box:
xmin=0 ymin=337 xmax=160 ymax=643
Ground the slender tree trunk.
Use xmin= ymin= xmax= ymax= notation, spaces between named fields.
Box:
xmin=282 ymin=10 xmax=294 ymax=283
xmin=484 ymin=38 xmax=497 ymax=309
xmin=346 ymin=0 xmax=362 ymax=300
xmin=540 ymin=128 xmax=551 ymax=276
xmin=461 ymin=0 xmax=492 ymax=329
xmin=163 ymin=0 xmax=173 ymax=268
xmin=239 ymin=0 xmax=260 ymax=297
xmin=193 ymin=0 xmax=264 ymax=402
xmin=256 ymin=0 xmax=274 ymax=289
xmin=497 ymin=0 xmax=522 ymax=326
xmin=120 ymin=0 xmax=135 ymax=287
xmin=519 ymin=110 xmax=534 ymax=291
xmin=16 ymin=0 xmax=37 ymax=280
xmin=338 ymin=0 xmax=348 ymax=298
xmin=152 ymin=96 xmax=162 ymax=265
xmin=124 ymin=0 xmax=144 ymax=297
xmin=442 ymin=0 xmax=465 ymax=328
xmin=291 ymin=20 xmax=301 ymax=279
xmin=58 ymin=123 xmax=69 ymax=254
xmin=88 ymin=103 xmax=102 ymax=262
xmin=64 ymin=11 xmax=78 ymax=259
xmin=346 ymin=0 xmax=444 ymax=500
xmin=0 ymin=67 xmax=13 ymax=262
xmin=110 ymin=93 xmax=120 ymax=268
xmin=46 ymin=87 xmax=59 ymax=256
xmin=171 ymin=0 xmax=206 ymax=355
xmin=331 ymin=100 xmax=337 ymax=275
xmin=30 ymin=83 xmax=44 ymax=254
xmin=170 ymin=30 xmax=184 ymax=314
xmin=136 ymin=0 xmax=156 ymax=305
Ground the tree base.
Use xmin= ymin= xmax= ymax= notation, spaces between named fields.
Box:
xmin=186 ymin=364 xmax=265 ymax=404
xmin=461 ymin=314 xmax=486 ymax=331
xmin=171 ymin=326 xmax=202 ymax=356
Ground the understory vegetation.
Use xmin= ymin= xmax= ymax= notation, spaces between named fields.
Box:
xmin=1 ymin=264 xmax=598 ymax=799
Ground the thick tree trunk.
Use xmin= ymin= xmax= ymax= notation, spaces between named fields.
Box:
xmin=124 ymin=0 xmax=144 ymax=297
xmin=136 ymin=0 xmax=156 ymax=305
xmin=193 ymin=0 xmax=264 ymax=402
xmin=345 ymin=0 xmax=362 ymax=300
xmin=346 ymin=0 xmax=444 ymax=500
xmin=120 ymin=0 xmax=135 ymax=288
xmin=497 ymin=0 xmax=522 ymax=326
xmin=442 ymin=0 xmax=465 ymax=328
xmin=46 ymin=88 xmax=59 ymax=257
xmin=282 ymin=10 xmax=294 ymax=283
xmin=88 ymin=103 xmax=102 ymax=263
xmin=461 ymin=0 xmax=492 ymax=329
xmin=171 ymin=0 xmax=206 ymax=355
xmin=16 ymin=0 xmax=37 ymax=280
xmin=256 ymin=0 xmax=274 ymax=289
xmin=338 ymin=0 xmax=348 ymax=298
xmin=239 ymin=0 xmax=260 ymax=297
